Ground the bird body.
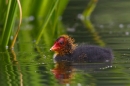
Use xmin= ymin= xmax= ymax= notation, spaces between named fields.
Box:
xmin=72 ymin=45 xmax=113 ymax=63
xmin=54 ymin=45 xmax=113 ymax=63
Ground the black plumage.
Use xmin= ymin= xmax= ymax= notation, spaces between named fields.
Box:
xmin=54 ymin=45 xmax=113 ymax=63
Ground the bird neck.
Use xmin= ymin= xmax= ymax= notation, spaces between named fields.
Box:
xmin=57 ymin=43 xmax=77 ymax=56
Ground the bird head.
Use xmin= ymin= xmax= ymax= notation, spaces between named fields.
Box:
xmin=50 ymin=35 xmax=77 ymax=55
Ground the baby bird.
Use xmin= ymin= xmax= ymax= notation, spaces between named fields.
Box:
xmin=50 ymin=35 xmax=113 ymax=63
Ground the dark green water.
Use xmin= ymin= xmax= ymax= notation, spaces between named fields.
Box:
xmin=1 ymin=0 xmax=130 ymax=86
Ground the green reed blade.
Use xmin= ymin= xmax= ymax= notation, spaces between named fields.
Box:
xmin=1 ymin=0 xmax=17 ymax=50
xmin=36 ymin=0 xmax=59 ymax=44
xmin=52 ymin=0 xmax=69 ymax=36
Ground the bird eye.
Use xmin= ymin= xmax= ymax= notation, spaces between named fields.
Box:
xmin=57 ymin=37 xmax=65 ymax=45
xmin=59 ymin=41 xmax=64 ymax=45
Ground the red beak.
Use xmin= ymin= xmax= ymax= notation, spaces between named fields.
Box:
xmin=50 ymin=43 xmax=60 ymax=51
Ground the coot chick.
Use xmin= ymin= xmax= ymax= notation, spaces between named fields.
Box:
xmin=50 ymin=35 xmax=113 ymax=63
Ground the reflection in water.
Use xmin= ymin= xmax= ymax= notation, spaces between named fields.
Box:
xmin=51 ymin=61 xmax=73 ymax=84
xmin=51 ymin=60 xmax=113 ymax=84
xmin=9 ymin=50 xmax=23 ymax=86
xmin=0 ymin=51 xmax=23 ymax=86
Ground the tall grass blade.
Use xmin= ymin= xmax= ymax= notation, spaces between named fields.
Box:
xmin=36 ymin=0 xmax=59 ymax=44
xmin=52 ymin=0 xmax=69 ymax=36
xmin=1 ymin=0 xmax=17 ymax=50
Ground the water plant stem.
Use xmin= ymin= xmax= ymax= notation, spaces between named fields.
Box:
xmin=10 ymin=0 xmax=22 ymax=49
xmin=82 ymin=0 xmax=105 ymax=46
